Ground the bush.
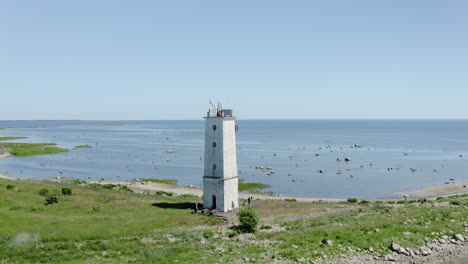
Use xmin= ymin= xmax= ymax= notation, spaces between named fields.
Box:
xmin=61 ymin=188 xmax=72 ymax=195
xmin=69 ymin=179 xmax=86 ymax=185
xmin=261 ymin=225 xmax=273 ymax=230
xmin=285 ymin=198 xmax=296 ymax=202
xmin=6 ymin=184 xmax=15 ymax=190
xmin=156 ymin=191 xmax=174 ymax=196
xmin=238 ymin=206 xmax=259 ymax=233
xmin=450 ymin=200 xmax=461 ymax=205
xmin=44 ymin=194 xmax=59 ymax=205
xmin=202 ymin=230 xmax=215 ymax=239
xmin=227 ymin=231 xmax=238 ymax=238
xmin=179 ymin=194 xmax=198 ymax=198
xmin=118 ymin=185 xmax=133 ymax=192
xmin=436 ymin=197 xmax=444 ymax=201
xmin=347 ymin=198 xmax=358 ymax=203
xmin=101 ymin=184 xmax=118 ymax=190
xmin=417 ymin=198 xmax=427 ymax=203
xmin=38 ymin=188 xmax=49 ymax=196
xmin=359 ymin=200 xmax=369 ymax=204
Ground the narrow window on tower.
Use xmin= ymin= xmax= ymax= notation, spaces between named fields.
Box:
xmin=212 ymin=125 xmax=217 ymax=131
xmin=212 ymin=142 xmax=216 ymax=148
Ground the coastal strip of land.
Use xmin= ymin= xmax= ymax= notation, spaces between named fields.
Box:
xmin=0 ymin=153 xmax=11 ymax=160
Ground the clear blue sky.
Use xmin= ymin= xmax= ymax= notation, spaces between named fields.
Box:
xmin=1 ymin=1 xmax=467 ymax=120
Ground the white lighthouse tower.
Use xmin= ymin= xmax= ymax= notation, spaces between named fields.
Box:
xmin=203 ymin=103 xmax=239 ymax=212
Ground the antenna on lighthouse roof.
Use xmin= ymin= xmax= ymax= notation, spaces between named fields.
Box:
xmin=209 ymin=100 xmax=216 ymax=110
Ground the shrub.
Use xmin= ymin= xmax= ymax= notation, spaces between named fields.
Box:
xmin=101 ymin=184 xmax=118 ymax=190
xmin=44 ymin=194 xmax=59 ymax=205
xmin=238 ymin=206 xmax=259 ymax=233
xmin=118 ymin=185 xmax=133 ymax=192
xmin=69 ymin=179 xmax=86 ymax=185
xmin=156 ymin=191 xmax=174 ymax=196
xmin=347 ymin=198 xmax=358 ymax=203
xmin=61 ymin=188 xmax=72 ymax=195
xmin=6 ymin=184 xmax=15 ymax=190
xmin=179 ymin=194 xmax=198 ymax=198
xmin=359 ymin=200 xmax=369 ymax=204
xmin=38 ymin=188 xmax=49 ymax=196
xmin=450 ymin=200 xmax=461 ymax=205
xmin=88 ymin=183 xmax=117 ymax=190
xmin=227 ymin=231 xmax=238 ymax=238
xmin=417 ymin=198 xmax=427 ymax=203
xmin=436 ymin=197 xmax=444 ymax=201
xmin=284 ymin=198 xmax=296 ymax=202
xmin=260 ymin=225 xmax=273 ymax=230
xmin=202 ymin=230 xmax=215 ymax=239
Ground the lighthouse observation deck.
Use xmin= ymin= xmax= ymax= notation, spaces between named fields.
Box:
xmin=206 ymin=108 xmax=233 ymax=118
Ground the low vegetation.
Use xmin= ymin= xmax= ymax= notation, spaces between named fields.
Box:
xmin=0 ymin=136 xmax=28 ymax=141
xmin=0 ymin=179 xmax=466 ymax=264
xmin=238 ymin=182 xmax=271 ymax=191
xmin=156 ymin=190 xmax=175 ymax=196
xmin=74 ymin=145 xmax=93 ymax=148
xmin=0 ymin=142 xmax=68 ymax=157
xmin=238 ymin=206 xmax=259 ymax=233
xmin=142 ymin=178 xmax=177 ymax=185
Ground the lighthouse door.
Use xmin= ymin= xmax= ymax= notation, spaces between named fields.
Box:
xmin=212 ymin=195 xmax=216 ymax=209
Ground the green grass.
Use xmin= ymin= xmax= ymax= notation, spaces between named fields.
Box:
xmin=256 ymin=204 xmax=468 ymax=261
xmin=238 ymin=182 xmax=271 ymax=191
xmin=0 ymin=143 xmax=68 ymax=157
xmin=0 ymin=137 xmax=28 ymax=141
xmin=0 ymin=178 xmax=466 ymax=264
xmin=74 ymin=145 xmax=92 ymax=148
xmin=142 ymin=178 xmax=177 ymax=185
xmin=0 ymin=179 xmax=220 ymax=264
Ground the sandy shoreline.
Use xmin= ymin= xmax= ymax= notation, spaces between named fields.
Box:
xmin=0 ymin=152 xmax=11 ymax=160
xmin=1 ymin=171 xmax=466 ymax=201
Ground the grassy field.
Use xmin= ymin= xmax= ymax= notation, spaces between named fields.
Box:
xmin=0 ymin=137 xmax=28 ymax=141
xmin=0 ymin=179 xmax=466 ymax=264
xmin=0 ymin=143 xmax=69 ymax=157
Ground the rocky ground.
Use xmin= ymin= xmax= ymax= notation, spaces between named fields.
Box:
xmin=294 ymin=234 xmax=468 ymax=264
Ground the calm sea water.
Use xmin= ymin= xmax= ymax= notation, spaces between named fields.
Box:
xmin=0 ymin=120 xmax=467 ymax=198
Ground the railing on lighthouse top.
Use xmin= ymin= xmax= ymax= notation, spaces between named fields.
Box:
xmin=206 ymin=102 xmax=233 ymax=118
xmin=206 ymin=108 xmax=233 ymax=118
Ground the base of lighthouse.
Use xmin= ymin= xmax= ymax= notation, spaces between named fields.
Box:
xmin=203 ymin=176 xmax=239 ymax=212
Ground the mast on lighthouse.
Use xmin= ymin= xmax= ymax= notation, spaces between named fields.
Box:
xmin=202 ymin=102 xmax=239 ymax=212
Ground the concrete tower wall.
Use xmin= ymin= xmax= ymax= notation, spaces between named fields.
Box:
xmin=202 ymin=115 xmax=239 ymax=212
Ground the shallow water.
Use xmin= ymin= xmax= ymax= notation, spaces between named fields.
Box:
xmin=0 ymin=120 xmax=467 ymax=198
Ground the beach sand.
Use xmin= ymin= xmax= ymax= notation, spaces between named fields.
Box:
xmin=0 ymin=153 xmax=16 ymax=180
xmin=0 ymin=153 xmax=11 ymax=160
xmin=396 ymin=182 xmax=468 ymax=198
xmin=91 ymin=179 xmax=468 ymax=202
